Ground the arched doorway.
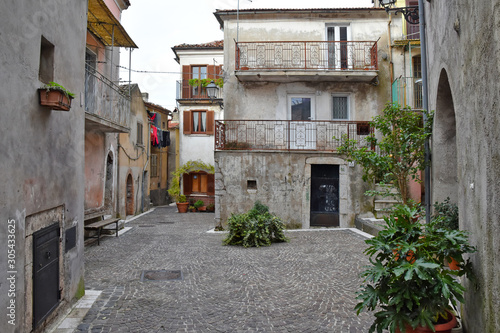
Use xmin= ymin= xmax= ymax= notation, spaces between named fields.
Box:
xmin=432 ymin=69 xmax=458 ymax=203
xmin=126 ymin=174 xmax=134 ymax=216
xmin=104 ymin=152 xmax=113 ymax=209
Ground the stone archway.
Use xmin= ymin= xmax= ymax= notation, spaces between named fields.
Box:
xmin=432 ymin=69 xmax=458 ymax=204
xmin=126 ymin=174 xmax=134 ymax=216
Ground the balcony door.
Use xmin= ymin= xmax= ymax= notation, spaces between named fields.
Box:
xmin=289 ymin=95 xmax=316 ymax=150
xmin=327 ymin=25 xmax=351 ymax=69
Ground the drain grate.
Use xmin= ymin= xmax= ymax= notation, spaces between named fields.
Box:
xmin=141 ymin=270 xmax=183 ymax=281
xmin=138 ymin=225 xmax=156 ymax=227
xmin=157 ymin=221 xmax=175 ymax=224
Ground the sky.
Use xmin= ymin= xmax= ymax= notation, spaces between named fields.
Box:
xmin=119 ymin=0 xmax=374 ymax=111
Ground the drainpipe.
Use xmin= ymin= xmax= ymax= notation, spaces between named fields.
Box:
xmin=116 ymin=134 xmax=120 ymax=217
xmin=387 ymin=13 xmax=394 ymax=96
xmin=418 ymin=0 xmax=431 ymax=223
xmin=141 ymin=117 xmax=151 ymax=212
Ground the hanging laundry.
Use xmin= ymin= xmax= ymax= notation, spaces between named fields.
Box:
xmin=150 ymin=126 xmax=159 ymax=146
xmin=162 ymin=131 xmax=170 ymax=147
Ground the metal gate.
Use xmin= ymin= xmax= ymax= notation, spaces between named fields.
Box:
xmin=33 ymin=223 xmax=60 ymax=328
xmin=310 ymin=164 xmax=339 ymax=227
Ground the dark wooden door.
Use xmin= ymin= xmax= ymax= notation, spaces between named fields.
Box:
xmin=33 ymin=223 xmax=60 ymax=328
xmin=310 ymin=164 xmax=339 ymax=227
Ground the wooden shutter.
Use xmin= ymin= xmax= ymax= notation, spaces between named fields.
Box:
xmin=206 ymin=110 xmax=215 ymax=135
xmin=183 ymin=173 xmax=192 ymax=196
xmin=207 ymin=65 xmax=216 ymax=80
xmin=207 ymin=174 xmax=215 ymax=195
xmin=182 ymin=65 xmax=190 ymax=98
xmin=183 ymin=110 xmax=192 ymax=134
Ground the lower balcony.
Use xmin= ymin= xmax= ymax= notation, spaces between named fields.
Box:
xmin=85 ymin=68 xmax=131 ymax=133
xmin=215 ymin=120 xmax=373 ymax=152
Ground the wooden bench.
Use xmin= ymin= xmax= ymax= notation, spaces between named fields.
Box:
xmin=84 ymin=217 xmax=120 ymax=245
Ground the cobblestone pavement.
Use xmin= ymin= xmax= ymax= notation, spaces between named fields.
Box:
xmin=77 ymin=206 xmax=375 ymax=333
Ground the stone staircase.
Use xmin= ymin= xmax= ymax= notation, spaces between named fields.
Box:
xmin=373 ymin=183 xmax=401 ymax=218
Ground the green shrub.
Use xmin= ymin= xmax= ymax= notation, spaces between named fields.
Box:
xmin=223 ymin=201 xmax=289 ymax=247
xmin=433 ymin=197 xmax=459 ymax=230
xmin=194 ymin=200 xmax=205 ymax=209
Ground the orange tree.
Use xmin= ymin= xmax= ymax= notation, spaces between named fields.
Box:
xmin=336 ymin=103 xmax=433 ymax=205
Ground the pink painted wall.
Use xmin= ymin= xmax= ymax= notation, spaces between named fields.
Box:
xmin=104 ymin=0 xmax=121 ymax=20
xmin=84 ymin=131 xmax=106 ymax=210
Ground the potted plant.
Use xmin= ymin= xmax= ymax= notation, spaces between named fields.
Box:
xmin=188 ymin=205 xmax=196 ymax=212
xmin=207 ymin=203 xmax=215 ymax=212
xmin=38 ymin=81 xmax=75 ymax=111
xmin=433 ymin=198 xmax=461 ymax=270
xmin=176 ymin=195 xmax=188 ymax=213
xmin=355 ymin=204 xmax=476 ymax=333
xmin=194 ymin=200 xmax=206 ymax=212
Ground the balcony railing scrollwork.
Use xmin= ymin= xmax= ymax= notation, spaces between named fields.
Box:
xmin=85 ymin=67 xmax=131 ymax=131
xmin=236 ymin=41 xmax=378 ymax=71
xmin=215 ymin=120 xmax=374 ymax=152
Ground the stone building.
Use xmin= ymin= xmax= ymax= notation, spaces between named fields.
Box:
xmin=117 ymin=84 xmax=151 ymax=217
xmin=213 ymin=8 xmax=404 ymax=228
xmin=0 ymin=1 xmax=87 ymax=331
xmin=84 ymin=0 xmax=137 ymax=222
xmin=424 ymin=1 xmax=500 ymax=332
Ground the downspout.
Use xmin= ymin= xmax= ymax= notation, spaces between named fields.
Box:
xmin=388 ymin=13 xmax=394 ymax=98
xmin=418 ymin=0 xmax=431 ymax=223
xmin=141 ymin=117 xmax=151 ymax=212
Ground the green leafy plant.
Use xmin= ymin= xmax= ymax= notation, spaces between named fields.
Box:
xmin=207 ymin=203 xmax=215 ymax=211
xmin=188 ymin=205 xmax=195 ymax=211
xmin=168 ymin=160 xmax=214 ymax=202
xmin=223 ymin=201 xmax=289 ymax=248
xmin=177 ymin=195 xmax=187 ymax=203
xmin=433 ymin=197 xmax=459 ymax=230
xmin=194 ymin=200 xmax=205 ymax=209
xmin=188 ymin=78 xmax=223 ymax=88
xmin=336 ymin=103 xmax=433 ymax=205
xmin=355 ymin=204 xmax=476 ymax=333
xmin=41 ymin=81 xmax=75 ymax=99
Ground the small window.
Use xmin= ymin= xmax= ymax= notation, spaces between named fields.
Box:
xmin=247 ymin=180 xmax=257 ymax=190
xmin=39 ymin=36 xmax=54 ymax=83
xmin=137 ymin=122 xmax=143 ymax=145
xmin=332 ymin=96 xmax=349 ymax=120
xmin=192 ymin=111 xmax=207 ymax=133
xmin=150 ymin=154 xmax=158 ymax=177
xmin=191 ymin=172 xmax=208 ymax=193
xmin=192 ymin=66 xmax=207 ymax=96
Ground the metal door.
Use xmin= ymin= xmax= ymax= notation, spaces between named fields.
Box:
xmin=310 ymin=164 xmax=339 ymax=227
xmin=33 ymin=223 xmax=60 ymax=328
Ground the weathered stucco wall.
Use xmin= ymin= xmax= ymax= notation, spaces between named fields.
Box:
xmin=215 ymin=151 xmax=371 ymax=228
xmin=425 ymin=1 xmax=500 ymax=332
xmin=0 ymin=0 xmax=87 ymax=331
xmin=118 ymin=86 xmax=150 ymax=217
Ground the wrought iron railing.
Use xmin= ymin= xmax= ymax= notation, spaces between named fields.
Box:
xmin=235 ymin=41 xmax=378 ymax=71
xmin=176 ymin=80 xmax=224 ymax=100
xmin=215 ymin=120 xmax=373 ymax=151
xmin=85 ymin=68 xmax=131 ymax=129
xmin=392 ymin=76 xmax=423 ymax=109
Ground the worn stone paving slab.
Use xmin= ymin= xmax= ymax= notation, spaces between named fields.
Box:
xmin=77 ymin=206 xmax=375 ymax=332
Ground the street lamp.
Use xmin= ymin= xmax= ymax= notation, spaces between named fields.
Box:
xmin=379 ymin=0 xmax=419 ymax=24
xmin=206 ymin=81 xmax=218 ymax=102
xmin=206 ymin=80 xmax=223 ymax=109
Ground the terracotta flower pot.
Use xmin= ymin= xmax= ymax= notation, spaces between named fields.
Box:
xmin=396 ymin=311 xmax=457 ymax=333
xmin=176 ymin=202 xmax=188 ymax=213
xmin=447 ymin=257 xmax=460 ymax=271
xmin=38 ymin=88 xmax=73 ymax=111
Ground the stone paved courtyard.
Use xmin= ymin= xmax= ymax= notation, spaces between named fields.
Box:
xmin=77 ymin=206 xmax=375 ymax=332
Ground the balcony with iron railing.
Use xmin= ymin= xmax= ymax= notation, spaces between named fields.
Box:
xmin=235 ymin=41 xmax=378 ymax=82
xmin=176 ymin=80 xmax=224 ymax=101
xmin=84 ymin=68 xmax=131 ymax=133
xmin=215 ymin=120 xmax=373 ymax=152
xmin=392 ymin=76 xmax=423 ymax=110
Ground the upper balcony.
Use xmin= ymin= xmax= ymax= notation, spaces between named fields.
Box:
xmin=84 ymin=68 xmax=131 ymax=133
xmin=392 ymin=76 xmax=423 ymax=110
xmin=235 ymin=41 xmax=378 ymax=83
xmin=215 ymin=119 xmax=373 ymax=152
xmin=176 ymin=80 xmax=223 ymax=102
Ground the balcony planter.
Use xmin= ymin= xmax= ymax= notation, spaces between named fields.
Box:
xmin=38 ymin=82 xmax=75 ymax=111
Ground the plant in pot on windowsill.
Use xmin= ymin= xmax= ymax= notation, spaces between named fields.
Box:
xmin=38 ymin=81 xmax=75 ymax=111
xmin=355 ymin=204 xmax=476 ymax=333
xmin=194 ymin=200 xmax=206 ymax=212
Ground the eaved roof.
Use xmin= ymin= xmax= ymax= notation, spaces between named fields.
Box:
xmin=214 ymin=7 xmax=385 ymax=28
xmin=172 ymin=40 xmax=224 ymax=63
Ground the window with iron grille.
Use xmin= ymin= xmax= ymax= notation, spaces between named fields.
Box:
xmin=413 ymin=56 xmax=423 ymax=109
xmin=137 ymin=122 xmax=143 ymax=145
xmin=150 ymin=154 xmax=158 ymax=177
xmin=332 ymin=96 xmax=349 ymax=120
